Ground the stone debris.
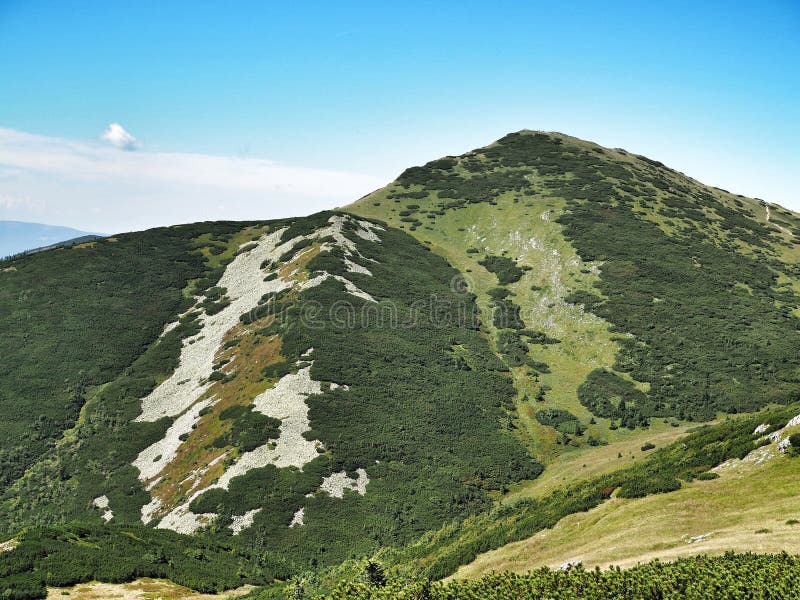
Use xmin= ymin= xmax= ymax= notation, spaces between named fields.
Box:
xmin=157 ymin=506 xmax=216 ymax=535
xmin=716 ymin=412 xmax=800 ymax=472
xmin=289 ymin=507 xmax=305 ymax=528
xmin=92 ymin=495 xmax=113 ymax=522
xmin=684 ymin=532 xmax=714 ymax=544
xmin=132 ymin=215 xmax=381 ymax=533
xmin=134 ymin=398 xmax=214 ymax=484
xmin=319 ymin=468 xmax=369 ymax=499
xmin=344 ymin=257 xmax=372 ymax=276
xmin=219 ymin=365 xmax=325 ymax=484
xmin=136 ymin=230 xmax=292 ymax=422
xmin=230 ymin=508 xmax=262 ymax=534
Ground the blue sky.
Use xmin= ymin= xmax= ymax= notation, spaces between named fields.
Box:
xmin=0 ymin=0 xmax=798 ymax=232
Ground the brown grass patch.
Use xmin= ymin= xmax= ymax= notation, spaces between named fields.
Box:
xmin=149 ymin=320 xmax=284 ymax=510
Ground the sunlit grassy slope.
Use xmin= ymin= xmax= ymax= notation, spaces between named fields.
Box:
xmin=348 ymin=129 xmax=800 ymax=476
xmin=347 ymin=130 xmax=800 ymax=578
xmin=452 ymin=449 xmax=800 ymax=578
xmin=349 ymin=173 xmax=651 ymax=463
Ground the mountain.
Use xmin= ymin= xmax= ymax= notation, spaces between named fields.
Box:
xmin=1 ymin=131 xmax=799 ymax=598
xmin=0 ymin=221 xmax=101 ymax=258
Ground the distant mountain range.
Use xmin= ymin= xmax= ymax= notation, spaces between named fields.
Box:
xmin=0 ymin=221 xmax=103 ymax=258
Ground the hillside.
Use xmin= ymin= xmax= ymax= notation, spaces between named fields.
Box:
xmin=0 ymin=211 xmax=537 ymax=579
xmin=349 ymin=130 xmax=800 ymax=452
xmin=453 ymin=441 xmax=800 ymax=577
xmin=2 ymin=131 xmax=800 ymax=597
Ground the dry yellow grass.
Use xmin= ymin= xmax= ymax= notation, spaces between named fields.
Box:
xmin=47 ymin=579 xmax=253 ymax=600
xmin=452 ymin=453 xmax=800 ymax=579
xmin=503 ymin=419 xmax=696 ymax=503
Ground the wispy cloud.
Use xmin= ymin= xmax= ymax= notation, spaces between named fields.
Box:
xmin=100 ymin=122 xmax=140 ymax=150
xmin=0 ymin=127 xmax=386 ymax=233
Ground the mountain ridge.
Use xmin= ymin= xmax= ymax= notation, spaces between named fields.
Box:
xmin=0 ymin=221 xmax=102 ymax=259
xmin=1 ymin=130 xmax=799 ymax=597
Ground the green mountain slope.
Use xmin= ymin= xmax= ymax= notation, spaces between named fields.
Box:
xmin=2 ymin=131 xmax=800 ymax=598
xmin=349 ymin=130 xmax=800 ymax=447
xmin=0 ymin=211 xmax=537 ymax=575
xmin=0 ymin=223 xmax=253 ymax=490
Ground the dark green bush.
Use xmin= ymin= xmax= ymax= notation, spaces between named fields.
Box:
xmin=479 ymin=255 xmax=525 ymax=284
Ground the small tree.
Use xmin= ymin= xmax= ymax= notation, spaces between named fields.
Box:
xmin=788 ymin=434 xmax=800 ymax=457
xmin=363 ymin=561 xmax=386 ymax=588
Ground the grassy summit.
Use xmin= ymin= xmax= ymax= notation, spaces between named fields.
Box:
xmin=350 ymin=129 xmax=800 ymax=440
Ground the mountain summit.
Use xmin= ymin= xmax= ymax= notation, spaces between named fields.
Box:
xmin=1 ymin=131 xmax=799 ymax=596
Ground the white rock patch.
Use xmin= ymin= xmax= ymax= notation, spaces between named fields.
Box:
xmin=150 ymin=364 xmax=328 ymax=533
xmin=766 ymin=413 xmax=800 ymax=452
xmin=716 ymin=412 xmax=800 ymax=470
xmin=230 ymin=508 xmax=262 ymax=534
xmin=301 ymin=271 xmax=376 ymax=303
xmin=217 ymin=365 xmax=324 ymax=487
xmin=685 ymin=532 xmax=714 ymax=544
xmin=785 ymin=414 xmax=800 ymax=428
xmin=351 ymin=219 xmax=383 ymax=242
xmin=0 ymin=539 xmax=17 ymax=553
xmin=319 ymin=468 xmax=369 ymax=499
xmin=93 ymin=495 xmax=113 ymax=522
xmin=135 ymin=230 xmax=291 ymax=422
xmin=133 ymin=398 xmax=214 ymax=485
xmin=157 ymin=506 xmax=216 ymax=535
xmin=133 ymin=215 xmax=382 ymax=532
xmin=160 ymin=320 xmax=180 ymax=338
xmin=345 ymin=257 xmax=372 ymax=276
xmin=140 ymin=497 xmax=162 ymax=525
xmin=297 ymin=215 xmax=382 ymax=299
xmin=289 ymin=507 xmax=305 ymax=528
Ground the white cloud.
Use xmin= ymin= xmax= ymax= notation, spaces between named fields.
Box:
xmin=0 ymin=193 xmax=23 ymax=209
xmin=100 ymin=122 xmax=140 ymax=151
xmin=0 ymin=127 xmax=387 ymax=233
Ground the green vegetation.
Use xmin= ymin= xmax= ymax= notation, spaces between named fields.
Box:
xmin=220 ymin=214 xmax=541 ymax=567
xmin=479 ymin=255 xmax=526 ymax=284
xmin=4 ymin=132 xmax=800 ymax=597
xmin=0 ymin=222 xmax=259 ymax=492
xmin=0 ymin=522 xmax=286 ymax=599
xmin=0 ymin=211 xmax=540 ymax=579
xmin=354 ymin=130 xmax=800 ymax=428
xmin=211 ymin=405 xmax=281 ymax=452
xmin=378 ymin=405 xmax=798 ymax=580
xmin=291 ymin=553 xmax=800 ymax=600
xmin=579 ymin=369 xmax=651 ymax=429
xmin=535 ymin=409 xmax=585 ymax=436
xmin=0 ymin=223 xmax=276 ymax=534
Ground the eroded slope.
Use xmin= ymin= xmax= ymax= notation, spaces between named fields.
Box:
xmin=0 ymin=211 xmax=539 ymax=573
